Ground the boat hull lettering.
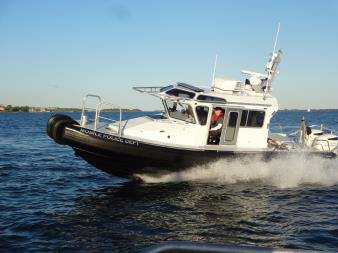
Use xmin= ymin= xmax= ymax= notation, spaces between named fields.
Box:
xmin=79 ymin=127 xmax=139 ymax=146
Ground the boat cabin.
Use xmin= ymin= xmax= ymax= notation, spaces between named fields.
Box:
xmin=83 ymin=51 xmax=282 ymax=151
xmin=123 ymin=79 xmax=279 ymax=151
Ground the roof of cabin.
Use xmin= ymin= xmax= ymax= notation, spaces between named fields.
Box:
xmin=133 ymin=82 xmax=278 ymax=108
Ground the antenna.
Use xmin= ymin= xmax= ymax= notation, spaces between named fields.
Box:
xmin=211 ymin=54 xmax=218 ymax=87
xmin=264 ymin=23 xmax=282 ymax=99
xmin=273 ymin=22 xmax=280 ymax=53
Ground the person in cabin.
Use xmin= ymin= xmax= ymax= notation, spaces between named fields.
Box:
xmin=208 ymin=107 xmax=225 ymax=144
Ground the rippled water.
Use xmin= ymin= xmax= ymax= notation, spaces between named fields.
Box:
xmin=0 ymin=111 xmax=338 ymax=252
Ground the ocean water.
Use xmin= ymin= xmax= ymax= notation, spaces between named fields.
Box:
xmin=0 ymin=111 xmax=338 ymax=252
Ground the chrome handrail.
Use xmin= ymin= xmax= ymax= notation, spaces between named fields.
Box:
xmin=133 ymin=86 xmax=163 ymax=93
xmin=97 ymin=101 xmax=123 ymax=136
xmin=80 ymin=94 xmax=127 ymax=136
xmin=80 ymin=94 xmax=102 ymax=127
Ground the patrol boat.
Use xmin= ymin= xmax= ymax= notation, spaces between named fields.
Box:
xmin=47 ymin=49 xmax=336 ymax=179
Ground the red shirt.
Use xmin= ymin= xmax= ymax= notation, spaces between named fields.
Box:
xmin=211 ymin=112 xmax=223 ymax=123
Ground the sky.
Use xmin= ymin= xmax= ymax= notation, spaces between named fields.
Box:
xmin=0 ymin=0 xmax=338 ymax=110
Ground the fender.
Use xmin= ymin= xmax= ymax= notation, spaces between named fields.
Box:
xmin=48 ymin=115 xmax=78 ymax=145
xmin=47 ymin=114 xmax=72 ymax=138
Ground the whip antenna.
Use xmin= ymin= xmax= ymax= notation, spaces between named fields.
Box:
xmin=264 ymin=23 xmax=282 ymax=98
xmin=273 ymin=22 xmax=281 ymax=53
xmin=211 ymin=54 xmax=218 ymax=88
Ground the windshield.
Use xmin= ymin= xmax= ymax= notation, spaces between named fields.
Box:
xmin=165 ymin=100 xmax=196 ymax=123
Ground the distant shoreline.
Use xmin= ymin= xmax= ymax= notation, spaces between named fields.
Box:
xmin=279 ymin=109 xmax=338 ymax=112
xmin=0 ymin=107 xmax=142 ymax=113
xmin=1 ymin=108 xmax=337 ymax=113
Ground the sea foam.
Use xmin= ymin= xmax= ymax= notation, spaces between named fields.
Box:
xmin=135 ymin=154 xmax=338 ymax=188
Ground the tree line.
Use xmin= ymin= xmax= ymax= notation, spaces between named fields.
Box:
xmin=1 ymin=105 xmax=30 ymax=112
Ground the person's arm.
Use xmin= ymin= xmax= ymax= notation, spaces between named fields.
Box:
xmin=210 ymin=123 xmax=222 ymax=131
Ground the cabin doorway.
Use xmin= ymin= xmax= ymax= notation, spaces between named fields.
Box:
xmin=207 ymin=107 xmax=226 ymax=145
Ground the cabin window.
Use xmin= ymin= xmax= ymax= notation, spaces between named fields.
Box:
xmin=240 ymin=110 xmax=248 ymax=126
xmin=240 ymin=110 xmax=265 ymax=127
xmin=313 ymin=133 xmax=323 ymax=136
xmin=177 ymin=83 xmax=204 ymax=92
xmin=247 ymin=111 xmax=265 ymax=127
xmin=166 ymin=89 xmax=195 ymax=99
xmin=196 ymin=95 xmax=226 ymax=103
xmin=160 ymin=85 xmax=174 ymax=92
xmin=195 ymin=106 xmax=209 ymax=125
xmin=165 ymin=100 xmax=196 ymax=123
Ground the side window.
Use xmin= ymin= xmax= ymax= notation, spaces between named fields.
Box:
xmin=196 ymin=95 xmax=226 ymax=103
xmin=247 ymin=111 xmax=265 ymax=127
xmin=240 ymin=110 xmax=265 ymax=127
xmin=195 ymin=106 xmax=209 ymax=125
xmin=240 ymin=110 xmax=248 ymax=126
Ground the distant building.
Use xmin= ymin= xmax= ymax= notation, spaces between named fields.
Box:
xmin=0 ymin=104 xmax=5 ymax=111
xmin=29 ymin=107 xmax=48 ymax=112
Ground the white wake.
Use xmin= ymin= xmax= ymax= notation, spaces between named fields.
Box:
xmin=135 ymin=155 xmax=338 ymax=188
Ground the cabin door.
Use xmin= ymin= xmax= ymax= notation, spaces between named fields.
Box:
xmin=220 ymin=109 xmax=241 ymax=145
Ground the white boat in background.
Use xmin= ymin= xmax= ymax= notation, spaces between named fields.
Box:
xmin=300 ymin=119 xmax=338 ymax=152
xmin=268 ymin=117 xmax=338 ymax=154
